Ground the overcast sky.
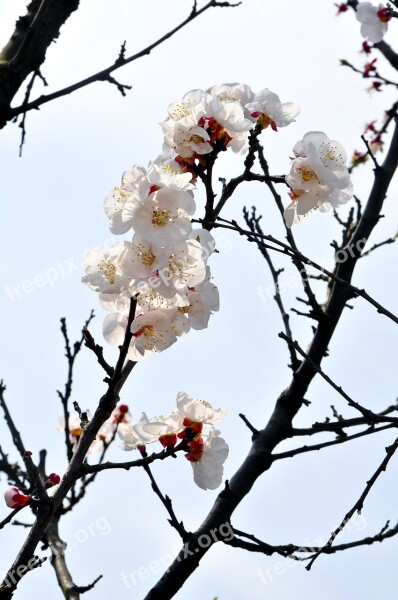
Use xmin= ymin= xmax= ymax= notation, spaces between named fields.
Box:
xmin=1 ymin=1 xmax=398 ymax=599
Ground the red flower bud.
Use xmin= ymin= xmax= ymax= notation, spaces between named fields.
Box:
xmin=47 ymin=473 xmax=61 ymax=486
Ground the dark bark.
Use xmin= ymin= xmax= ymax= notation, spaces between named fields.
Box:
xmin=0 ymin=0 xmax=80 ymax=127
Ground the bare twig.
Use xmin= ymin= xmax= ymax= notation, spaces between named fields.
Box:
xmin=140 ymin=448 xmax=187 ymax=540
xmin=227 ymin=520 xmax=398 ymax=558
xmin=0 ymin=506 xmax=26 ymax=531
xmin=57 ymin=312 xmax=95 ymax=462
xmin=7 ymin=1 xmax=241 ymax=123
xmin=239 ymin=414 xmax=259 ymax=437
xmin=360 ymin=235 xmax=397 ymax=257
xmin=83 ymin=329 xmax=113 ymax=377
xmin=306 ymin=434 xmax=398 ymax=570
xmin=272 ymin=423 xmax=397 ymax=461
xmin=0 ymin=383 xmax=27 ymax=463
xmin=278 ymin=332 xmax=378 ymax=419
xmin=206 ymin=217 xmax=398 ymax=327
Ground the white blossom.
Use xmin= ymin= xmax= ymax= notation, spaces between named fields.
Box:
xmin=207 ymin=96 xmax=253 ymax=134
xmin=171 ymin=118 xmax=213 ymax=158
xmin=176 ymin=391 xmax=226 ymax=426
xmin=356 ymin=2 xmax=390 ymax=43
xmin=103 ymin=308 xmax=178 ymax=361
xmin=148 ymin=239 xmax=207 ymax=301
xmin=82 ymin=242 xmax=136 ymax=294
xmin=131 ymin=188 xmax=195 ymax=246
xmin=104 ymin=165 xmax=149 ymax=234
xmin=207 ymin=83 xmax=255 ymax=106
xmin=118 ymin=413 xmax=158 ymax=450
xmin=284 ymin=132 xmax=353 ymax=226
xmin=246 ymin=88 xmax=300 ymax=130
xmin=189 ymin=432 xmax=229 ymax=491
xmin=146 ymin=160 xmax=194 ymax=191
xmin=142 ymin=413 xmax=184 ymax=447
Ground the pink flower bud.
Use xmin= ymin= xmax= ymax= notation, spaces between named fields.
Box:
xmin=4 ymin=486 xmax=30 ymax=509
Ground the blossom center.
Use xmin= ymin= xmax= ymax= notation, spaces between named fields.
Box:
xmin=320 ymin=143 xmax=344 ymax=169
xmin=297 ymin=166 xmax=319 ymax=183
xmin=112 ymin=187 xmax=128 ymax=208
xmin=133 ymin=324 xmax=155 ymax=338
xmin=189 ymin=134 xmax=206 ymax=144
xmin=161 ymin=164 xmax=177 ymax=175
xmin=138 ymin=248 xmax=156 ymax=267
xmin=251 ymin=112 xmax=277 ymax=131
xmin=152 ymin=208 xmax=172 ymax=227
xmin=170 ymin=102 xmax=192 ymax=120
xmin=99 ymin=260 xmax=116 ymax=284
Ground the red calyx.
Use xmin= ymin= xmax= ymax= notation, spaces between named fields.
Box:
xmin=377 ymin=7 xmax=391 ymax=22
xmin=335 ymin=3 xmax=348 ymax=14
xmin=182 ymin=418 xmax=203 ymax=434
xmin=185 ymin=436 xmax=204 ymax=462
xmin=363 ymin=58 xmax=377 ymax=76
xmin=361 ymin=41 xmax=372 ymax=54
xmin=159 ymin=433 xmax=177 ymax=448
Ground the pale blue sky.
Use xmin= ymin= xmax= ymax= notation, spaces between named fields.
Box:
xmin=1 ymin=1 xmax=398 ymax=599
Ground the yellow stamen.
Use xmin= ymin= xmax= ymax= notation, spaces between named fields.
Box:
xmin=99 ymin=260 xmax=116 ymax=285
xmin=297 ymin=166 xmax=319 ymax=183
xmin=152 ymin=209 xmax=172 ymax=227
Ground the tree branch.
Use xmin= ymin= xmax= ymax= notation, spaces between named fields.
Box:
xmin=4 ymin=1 xmax=241 ymax=127
xmin=0 ymin=0 xmax=80 ymax=127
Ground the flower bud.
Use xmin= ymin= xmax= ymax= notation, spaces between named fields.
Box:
xmin=4 ymin=486 xmax=30 ymax=509
xmin=47 ymin=473 xmax=61 ymax=486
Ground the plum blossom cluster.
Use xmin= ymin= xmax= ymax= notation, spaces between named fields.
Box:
xmin=58 ymin=403 xmax=130 ymax=455
xmin=162 ymin=84 xmax=300 ymax=162
xmin=83 ymin=161 xmax=219 ymax=360
xmin=284 ymin=132 xmax=353 ymax=227
xmin=82 ymin=84 xmax=300 ymax=357
xmin=118 ymin=392 xmax=228 ymax=490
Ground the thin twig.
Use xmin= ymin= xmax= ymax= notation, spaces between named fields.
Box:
xmin=0 ymin=506 xmax=25 ymax=531
xmin=306 ymin=434 xmax=398 ymax=570
xmin=139 ymin=448 xmax=187 ymax=540
xmin=272 ymin=423 xmax=397 ymax=461
xmin=8 ymin=1 xmax=241 ymax=121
